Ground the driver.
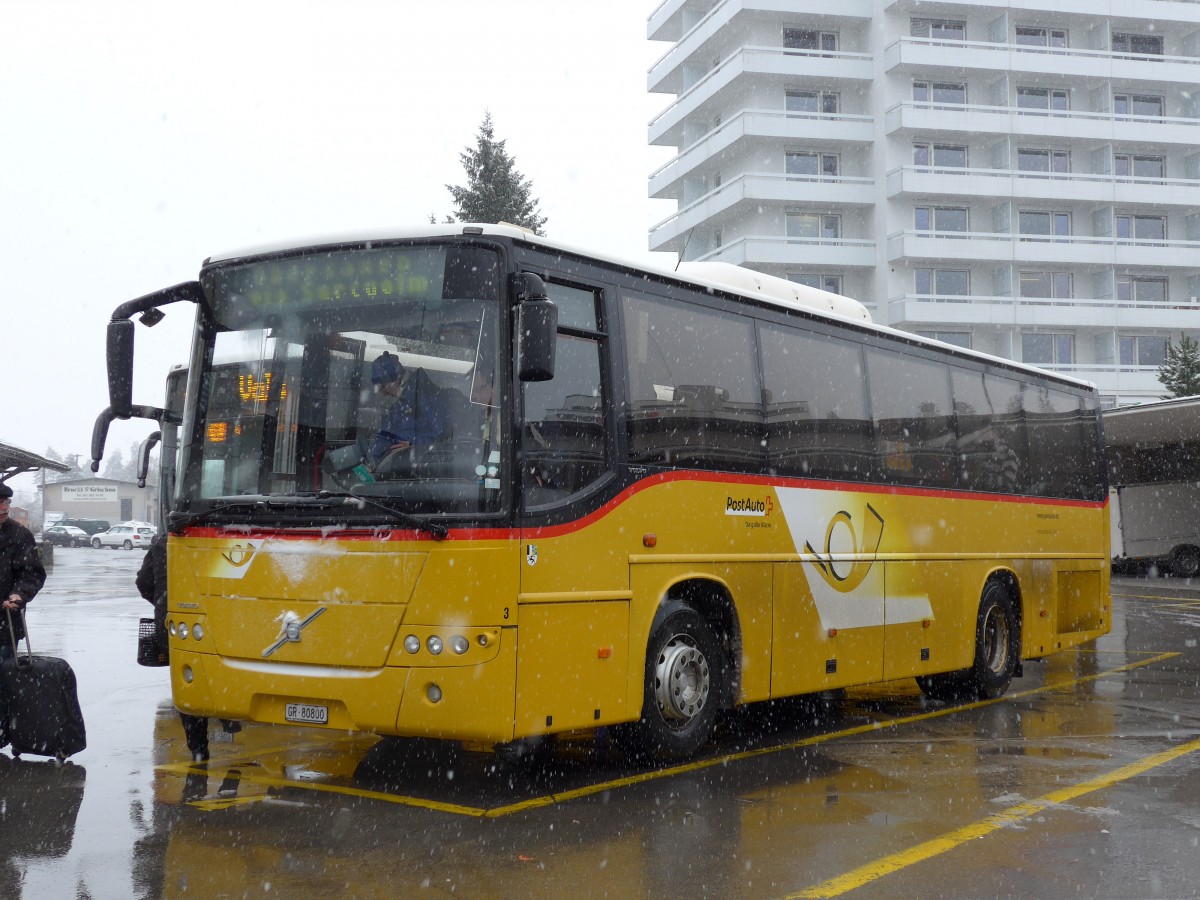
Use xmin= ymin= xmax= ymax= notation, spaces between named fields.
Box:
xmin=369 ymin=351 xmax=451 ymax=467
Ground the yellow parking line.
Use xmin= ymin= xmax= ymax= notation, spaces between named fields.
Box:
xmin=154 ymin=651 xmax=1178 ymax=818
xmin=786 ymin=735 xmax=1200 ymax=899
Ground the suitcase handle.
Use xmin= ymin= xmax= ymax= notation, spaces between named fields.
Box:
xmin=5 ymin=606 xmax=32 ymax=665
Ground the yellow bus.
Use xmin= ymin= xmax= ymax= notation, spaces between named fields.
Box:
xmin=100 ymin=224 xmax=1110 ymax=760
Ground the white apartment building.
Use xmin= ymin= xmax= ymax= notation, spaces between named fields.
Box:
xmin=646 ymin=0 xmax=1200 ymax=406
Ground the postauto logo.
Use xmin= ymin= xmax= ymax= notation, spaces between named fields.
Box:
xmin=724 ymin=494 xmax=774 ymax=517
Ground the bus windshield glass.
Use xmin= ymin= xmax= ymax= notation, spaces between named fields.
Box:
xmin=182 ymin=242 xmax=504 ymax=518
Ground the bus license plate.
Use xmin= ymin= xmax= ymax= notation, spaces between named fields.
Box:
xmin=285 ymin=703 xmax=328 ymax=725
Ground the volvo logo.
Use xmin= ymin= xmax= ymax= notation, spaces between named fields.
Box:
xmin=262 ymin=607 xmax=327 ymax=658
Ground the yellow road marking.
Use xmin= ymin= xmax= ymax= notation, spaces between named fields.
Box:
xmin=786 ymin=734 xmax=1200 ymax=899
xmin=154 ymin=651 xmax=1178 ymax=817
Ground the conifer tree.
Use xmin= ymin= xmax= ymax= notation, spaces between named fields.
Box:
xmin=445 ymin=112 xmax=547 ymax=234
xmin=1158 ymin=334 xmax=1200 ymax=398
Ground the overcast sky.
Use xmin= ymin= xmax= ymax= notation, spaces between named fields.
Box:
xmin=2 ymin=1 xmax=674 ymax=497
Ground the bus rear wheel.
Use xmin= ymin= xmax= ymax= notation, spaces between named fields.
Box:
xmin=918 ymin=580 xmax=1019 ymax=703
xmin=619 ymin=602 xmax=723 ymax=762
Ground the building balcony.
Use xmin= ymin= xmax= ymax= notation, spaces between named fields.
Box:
xmin=888 ymin=231 xmax=1200 ymax=267
xmin=650 ymin=110 xmax=874 ymax=197
xmin=887 ymin=293 xmax=1200 ymax=330
xmin=887 ymin=166 xmax=1200 ymax=207
xmin=886 ymin=102 xmax=1200 ymax=146
xmin=649 ymin=0 xmax=872 ymax=45
xmin=669 ymin=234 xmax=877 ymax=267
xmin=649 ymin=46 xmax=873 ymax=145
xmin=881 ymin=0 xmax=1200 ymax=26
xmin=649 ymin=173 xmax=875 ymax=245
xmin=885 ymin=36 xmax=1200 ymax=84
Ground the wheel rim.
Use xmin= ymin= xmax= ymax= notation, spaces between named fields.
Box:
xmin=981 ymin=603 xmax=1011 ymax=676
xmin=653 ymin=633 xmax=710 ymax=726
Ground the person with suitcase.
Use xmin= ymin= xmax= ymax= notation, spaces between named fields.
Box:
xmin=0 ymin=481 xmax=47 ymax=750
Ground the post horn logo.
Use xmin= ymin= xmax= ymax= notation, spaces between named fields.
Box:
xmin=804 ymin=504 xmax=885 ymax=593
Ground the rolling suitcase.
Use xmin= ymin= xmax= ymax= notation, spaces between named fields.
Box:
xmin=1 ymin=609 xmax=86 ymax=760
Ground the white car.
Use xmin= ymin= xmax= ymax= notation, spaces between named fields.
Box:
xmin=91 ymin=524 xmax=156 ymax=550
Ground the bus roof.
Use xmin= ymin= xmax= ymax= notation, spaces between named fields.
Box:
xmin=1103 ymin=396 xmax=1200 ymax=449
xmin=203 ymin=224 xmax=1096 ymax=393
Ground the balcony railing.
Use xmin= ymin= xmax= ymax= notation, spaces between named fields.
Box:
xmin=650 ymin=172 xmax=876 ymax=240
xmin=692 ymin=234 xmax=877 ymax=266
xmin=888 ymin=229 xmax=1200 ymax=266
xmin=886 ymin=101 xmax=1200 ymax=143
xmin=886 ymin=165 xmax=1200 ymax=204
xmin=649 ymin=45 xmax=872 ymax=135
xmin=886 ymin=35 xmax=1200 ymax=78
xmin=649 ymin=108 xmax=874 ymax=192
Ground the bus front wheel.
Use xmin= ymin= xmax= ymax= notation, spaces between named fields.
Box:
xmin=1169 ymin=546 xmax=1200 ymax=579
xmin=620 ymin=602 xmax=723 ymax=762
xmin=918 ymin=580 xmax=1019 ymax=703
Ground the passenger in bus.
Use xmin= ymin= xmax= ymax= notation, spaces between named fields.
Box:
xmin=369 ymin=351 xmax=452 ymax=467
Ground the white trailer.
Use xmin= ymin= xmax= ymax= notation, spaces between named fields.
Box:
xmin=1104 ymin=396 xmax=1200 ymax=578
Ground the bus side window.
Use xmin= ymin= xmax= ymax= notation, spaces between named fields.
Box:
xmin=521 ymin=281 xmax=608 ymax=509
xmin=622 ymin=292 xmax=763 ymax=472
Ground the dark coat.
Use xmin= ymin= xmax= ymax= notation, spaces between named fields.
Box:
xmin=0 ymin=519 xmax=46 ymax=645
xmin=136 ymin=535 xmax=168 ymax=630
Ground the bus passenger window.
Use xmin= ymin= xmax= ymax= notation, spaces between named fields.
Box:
xmin=622 ymin=293 xmax=763 ymax=472
xmin=867 ymin=349 xmax=957 ymax=488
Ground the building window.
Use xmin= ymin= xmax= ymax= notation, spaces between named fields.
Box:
xmin=1017 ymin=148 xmax=1069 ymax=174
xmin=788 ymin=273 xmax=843 ymax=294
xmin=786 ymin=213 xmax=841 ymax=241
xmin=1019 ymin=210 xmax=1071 ymax=239
xmin=1022 ymin=333 xmax=1074 ymax=366
xmin=911 ymin=18 xmax=965 ymax=42
xmin=1116 ymin=275 xmax=1168 ymax=304
xmin=786 ymin=151 xmax=839 ymax=179
xmin=913 ymin=143 xmax=967 ymax=167
xmin=1114 ymin=154 xmax=1165 ymax=181
xmin=786 ymin=90 xmax=839 ymax=117
xmin=1119 ymin=335 xmax=1168 ymax=366
xmin=784 ymin=29 xmax=838 ymax=53
xmin=1016 ymin=26 xmax=1067 ymax=48
xmin=916 ymin=330 xmax=972 ymax=349
xmin=915 ymin=268 xmax=969 ymax=297
xmin=1017 ymin=87 xmax=1069 ymax=113
xmin=1115 ymin=214 xmax=1166 ymax=242
xmin=1112 ymin=33 xmax=1164 ymax=56
xmin=1114 ymin=94 xmax=1164 ymax=117
xmin=914 ymin=206 xmax=968 ymax=233
xmin=913 ymin=81 xmax=966 ymax=105
xmin=1020 ymin=272 xmax=1073 ymax=299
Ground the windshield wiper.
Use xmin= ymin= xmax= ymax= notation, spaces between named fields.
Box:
xmin=170 ymin=492 xmax=448 ymax=540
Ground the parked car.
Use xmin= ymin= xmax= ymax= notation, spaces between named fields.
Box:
xmin=43 ymin=525 xmax=91 ymax=548
xmin=91 ymin=524 xmax=156 ymax=550
xmin=60 ymin=517 xmax=112 ymax=536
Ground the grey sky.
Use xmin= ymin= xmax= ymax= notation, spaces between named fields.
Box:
xmin=2 ymin=0 xmax=672 ymax=492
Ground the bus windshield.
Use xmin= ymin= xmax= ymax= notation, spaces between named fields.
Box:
xmin=180 ymin=242 xmax=504 ymax=519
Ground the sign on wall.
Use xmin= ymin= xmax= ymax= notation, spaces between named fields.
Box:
xmin=62 ymin=484 xmax=119 ymax=503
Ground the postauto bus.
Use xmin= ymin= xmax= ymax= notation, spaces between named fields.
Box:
xmin=98 ymin=225 xmax=1109 ymax=760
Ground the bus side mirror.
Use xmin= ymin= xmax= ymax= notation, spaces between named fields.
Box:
xmin=107 ymin=319 xmax=136 ymax=419
xmin=137 ymin=431 xmax=161 ymax=488
xmin=89 ymin=408 xmax=116 ymax=473
xmin=513 ymin=273 xmax=557 ymax=382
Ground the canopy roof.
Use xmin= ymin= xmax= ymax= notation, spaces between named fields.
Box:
xmin=1102 ymin=396 xmax=1200 ymax=450
xmin=0 ymin=441 xmax=71 ymax=483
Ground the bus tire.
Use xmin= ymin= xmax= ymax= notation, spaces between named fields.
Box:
xmin=1169 ymin=545 xmax=1200 ymax=579
xmin=620 ymin=602 xmax=722 ymax=762
xmin=918 ymin=580 xmax=1019 ymax=702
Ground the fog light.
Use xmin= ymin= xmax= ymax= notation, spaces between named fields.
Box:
xmin=426 ymin=683 xmax=442 ymax=703
xmin=178 ymin=623 xmax=189 ymax=640
xmin=192 ymin=624 xmax=204 ymax=641
xmin=427 ymin=635 xmax=443 ymax=655
xmin=404 ymin=635 xmax=420 ymax=654
xmin=182 ymin=665 xmax=194 ymax=684
xmin=450 ymin=635 xmax=469 ymax=655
